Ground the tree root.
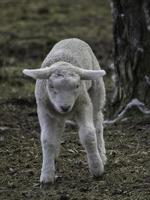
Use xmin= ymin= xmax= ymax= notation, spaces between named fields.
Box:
xmin=104 ymin=98 xmax=150 ymax=125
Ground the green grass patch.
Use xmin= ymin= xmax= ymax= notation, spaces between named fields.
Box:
xmin=0 ymin=0 xmax=112 ymax=100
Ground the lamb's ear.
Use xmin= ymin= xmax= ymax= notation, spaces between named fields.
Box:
xmin=80 ymin=69 xmax=106 ymax=80
xmin=23 ymin=67 xmax=51 ymax=79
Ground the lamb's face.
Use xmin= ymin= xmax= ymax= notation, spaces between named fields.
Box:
xmin=23 ymin=61 xmax=106 ymax=114
xmin=47 ymin=71 xmax=81 ymax=114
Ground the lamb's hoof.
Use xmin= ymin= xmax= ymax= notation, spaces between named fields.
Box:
xmin=89 ymin=161 xmax=104 ymax=178
xmin=92 ymin=166 xmax=104 ymax=181
xmin=40 ymin=174 xmax=61 ymax=188
xmin=40 ymin=173 xmax=55 ymax=187
xmin=91 ymin=167 xmax=104 ymax=178
xmin=40 ymin=181 xmax=53 ymax=189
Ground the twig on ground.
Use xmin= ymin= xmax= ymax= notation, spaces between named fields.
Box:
xmin=104 ymin=98 xmax=150 ymax=125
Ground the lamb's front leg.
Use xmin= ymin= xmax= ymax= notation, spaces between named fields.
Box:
xmin=40 ymin=132 xmax=55 ymax=184
xmin=76 ymin=102 xmax=104 ymax=177
xmin=79 ymin=125 xmax=104 ymax=177
xmin=37 ymin=105 xmax=64 ymax=184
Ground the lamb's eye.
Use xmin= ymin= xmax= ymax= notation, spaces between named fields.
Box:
xmin=50 ymin=85 xmax=54 ymax=89
xmin=76 ymin=84 xmax=80 ymax=89
xmin=53 ymin=90 xmax=58 ymax=95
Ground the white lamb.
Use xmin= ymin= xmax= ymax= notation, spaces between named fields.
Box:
xmin=23 ymin=38 xmax=107 ymax=184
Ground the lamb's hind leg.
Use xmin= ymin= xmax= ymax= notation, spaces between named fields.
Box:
xmin=94 ymin=111 xmax=107 ymax=165
xmin=89 ymin=80 xmax=107 ymax=165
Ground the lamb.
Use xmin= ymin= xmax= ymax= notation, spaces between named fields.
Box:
xmin=23 ymin=38 xmax=107 ymax=184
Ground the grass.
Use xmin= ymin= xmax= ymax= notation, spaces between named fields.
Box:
xmin=0 ymin=0 xmax=112 ymax=100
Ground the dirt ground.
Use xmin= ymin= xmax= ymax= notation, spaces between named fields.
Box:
xmin=0 ymin=99 xmax=149 ymax=200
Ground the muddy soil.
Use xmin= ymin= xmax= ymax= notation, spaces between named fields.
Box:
xmin=0 ymin=100 xmax=149 ymax=200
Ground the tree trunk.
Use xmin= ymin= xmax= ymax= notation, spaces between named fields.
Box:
xmin=110 ymin=0 xmax=150 ymax=118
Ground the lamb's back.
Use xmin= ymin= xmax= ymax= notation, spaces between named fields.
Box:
xmin=41 ymin=38 xmax=95 ymax=70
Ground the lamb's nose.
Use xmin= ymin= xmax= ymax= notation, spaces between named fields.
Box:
xmin=61 ymin=106 xmax=70 ymax=112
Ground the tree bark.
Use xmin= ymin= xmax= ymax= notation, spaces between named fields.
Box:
xmin=110 ymin=0 xmax=150 ymax=118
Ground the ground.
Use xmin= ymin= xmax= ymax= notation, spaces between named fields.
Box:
xmin=0 ymin=101 xmax=150 ymax=200
xmin=0 ymin=0 xmax=150 ymax=200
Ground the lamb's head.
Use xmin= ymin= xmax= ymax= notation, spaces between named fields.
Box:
xmin=23 ymin=62 xmax=106 ymax=114
xmin=46 ymin=68 xmax=81 ymax=113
